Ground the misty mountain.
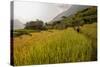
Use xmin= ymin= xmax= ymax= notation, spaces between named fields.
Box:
xmin=51 ymin=5 xmax=90 ymax=22
xmin=13 ymin=19 xmax=25 ymax=30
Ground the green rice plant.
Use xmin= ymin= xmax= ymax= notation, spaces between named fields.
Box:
xmin=14 ymin=27 xmax=95 ymax=66
xmin=80 ymin=23 xmax=97 ymax=60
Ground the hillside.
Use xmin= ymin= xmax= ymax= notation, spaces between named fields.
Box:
xmin=64 ymin=6 xmax=97 ymax=24
xmin=50 ymin=6 xmax=97 ymax=29
xmin=51 ymin=5 xmax=89 ymax=22
xmin=13 ymin=19 xmax=25 ymax=30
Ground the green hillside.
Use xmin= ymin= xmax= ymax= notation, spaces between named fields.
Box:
xmin=51 ymin=6 xmax=97 ymax=29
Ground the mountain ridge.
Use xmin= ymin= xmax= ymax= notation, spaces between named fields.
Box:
xmin=13 ymin=19 xmax=25 ymax=30
xmin=51 ymin=5 xmax=90 ymax=22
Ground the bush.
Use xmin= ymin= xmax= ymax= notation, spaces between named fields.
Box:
xmin=13 ymin=29 xmax=35 ymax=37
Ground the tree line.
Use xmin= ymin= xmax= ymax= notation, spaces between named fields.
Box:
xmin=24 ymin=6 xmax=97 ymax=31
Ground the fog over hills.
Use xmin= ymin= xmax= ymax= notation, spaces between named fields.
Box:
xmin=51 ymin=5 xmax=90 ymax=22
xmin=13 ymin=5 xmax=90 ymax=29
xmin=13 ymin=19 xmax=25 ymax=30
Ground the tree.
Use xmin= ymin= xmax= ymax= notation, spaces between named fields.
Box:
xmin=61 ymin=16 xmax=67 ymax=19
xmin=25 ymin=19 xmax=44 ymax=30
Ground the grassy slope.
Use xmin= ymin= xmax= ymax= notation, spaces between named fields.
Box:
xmin=80 ymin=23 xmax=97 ymax=60
xmin=13 ymin=24 xmax=97 ymax=65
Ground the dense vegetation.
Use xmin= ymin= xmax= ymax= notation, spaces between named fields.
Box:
xmin=14 ymin=23 xmax=97 ymax=65
xmin=13 ymin=6 xmax=97 ymax=66
xmin=50 ymin=6 xmax=97 ymax=29
xmin=13 ymin=6 xmax=97 ymax=37
xmin=25 ymin=19 xmax=44 ymax=30
xmin=80 ymin=23 xmax=97 ymax=60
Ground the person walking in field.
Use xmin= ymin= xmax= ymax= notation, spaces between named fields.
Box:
xmin=76 ymin=26 xmax=81 ymax=33
xmin=77 ymin=27 xmax=80 ymax=32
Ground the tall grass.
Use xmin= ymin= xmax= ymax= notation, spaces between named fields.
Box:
xmin=80 ymin=23 xmax=97 ymax=60
xmin=13 ymin=29 xmax=41 ymax=37
xmin=13 ymin=27 xmax=95 ymax=66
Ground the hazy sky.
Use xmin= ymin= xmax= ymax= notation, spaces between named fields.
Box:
xmin=14 ymin=1 xmax=72 ymax=23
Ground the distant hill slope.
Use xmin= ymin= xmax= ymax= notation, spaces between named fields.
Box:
xmin=13 ymin=19 xmax=25 ymax=30
xmin=51 ymin=5 xmax=90 ymax=22
xmin=49 ymin=6 xmax=97 ymax=29
xmin=61 ymin=6 xmax=97 ymax=24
